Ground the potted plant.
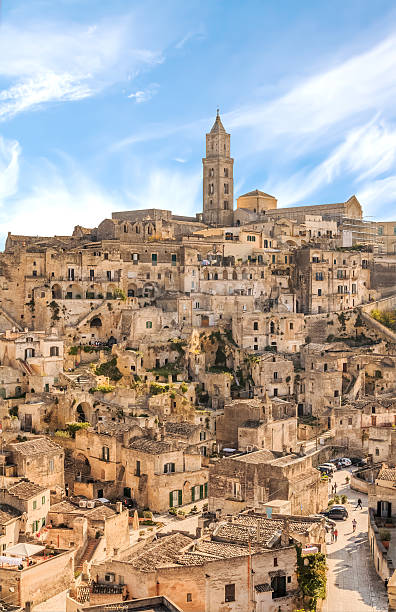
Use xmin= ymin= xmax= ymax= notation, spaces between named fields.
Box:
xmin=380 ymin=529 xmax=391 ymax=549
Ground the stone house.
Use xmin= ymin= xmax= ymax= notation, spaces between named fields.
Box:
xmin=90 ymin=511 xmax=325 ymax=612
xmin=367 ymin=465 xmax=396 ymax=582
xmin=73 ymin=424 xmax=209 ymax=512
xmin=0 ymin=328 xmax=64 ymax=393
xmin=216 ymin=397 xmax=297 ymax=453
xmin=0 ymin=545 xmax=74 ymax=608
xmin=232 ymin=312 xmax=306 ymax=354
xmin=209 ymin=448 xmax=327 ymax=516
xmin=251 ymin=353 xmax=295 ymax=399
xmin=0 ymin=504 xmax=21 ymax=552
xmin=5 ymin=437 xmax=65 ymax=489
xmin=0 ymin=478 xmax=50 ymax=537
xmin=47 ymin=499 xmax=130 ymax=561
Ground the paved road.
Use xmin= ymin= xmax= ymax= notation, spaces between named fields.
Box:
xmin=324 ymin=468 xmax=388 ymax=612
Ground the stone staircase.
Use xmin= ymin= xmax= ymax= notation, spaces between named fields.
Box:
xmin=76 ymin=538 xmax=100 ymax=574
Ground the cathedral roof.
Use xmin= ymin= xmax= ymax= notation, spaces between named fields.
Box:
xmin=210 ymin=110 xmax=226 ymax=134
xmin=240 ymin=189 xmax=276 ymax=199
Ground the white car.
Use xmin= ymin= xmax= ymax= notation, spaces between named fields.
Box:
xmin=338 ymin=458 xmax=352 ymax=467
xmin=320 ymin=462 xmax=337 ymax=472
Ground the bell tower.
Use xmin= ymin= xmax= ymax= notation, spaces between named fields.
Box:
xmin=202 ymin=110 xmax=234 ymax=226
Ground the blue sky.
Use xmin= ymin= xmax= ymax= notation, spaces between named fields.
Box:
xmin=1 ymin=0 xmax=396 ymax=244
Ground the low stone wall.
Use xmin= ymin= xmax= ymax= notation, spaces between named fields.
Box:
xmin=350 ymin=472 xmax=370 ymax=494
xmin=368 ymin=508 xmax=394 ymax=581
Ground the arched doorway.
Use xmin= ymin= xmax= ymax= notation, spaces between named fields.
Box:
xmin=52 ymin=284 xmax=62 ymax=299
xmin=76 ymin=403 xmax=90 ymax=423
xmin=90 ymin=317 xmax=102 ymax=328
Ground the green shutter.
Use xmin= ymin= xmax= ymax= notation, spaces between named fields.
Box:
xmin=199 ymin=485 xmax=204 ymax=499
xmin=169 ymin=491 xmax=173 ymax=508
xmin=191 ymin=487 xmax=195 ymax=502
xmin=204 ymin=482 xmax=208 ymax=498
xmin=178 ymin=490 xmax=182 ymax=506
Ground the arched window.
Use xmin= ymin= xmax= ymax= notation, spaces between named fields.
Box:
xmin=146 ymin=321 xmax=153 ymax=329
xmin=50 ymin=346 xmax=59 ymax=357
xmin=124 ymin=225 xmax=128 ymax=233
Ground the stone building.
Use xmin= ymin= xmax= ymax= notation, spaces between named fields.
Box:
xmin=202 ymin=110 xmax=234 ymax=227
xmin=216 ymin=397 xmax=297 ymax=453
xmin=90 ymin=511 xmax=326 ymax=612
xmin=4 ymin=437 xmax=65 ymax=489
xmin=72 ymin=423 xmax=208 ymax=512
xmin=0 ymin=478 xmax=50 ymax=537
xmin=209 ymin=448 xmax=327 ymax=516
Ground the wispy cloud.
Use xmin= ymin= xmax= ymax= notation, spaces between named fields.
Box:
xmin=0 ymin=17 xmax=163 ymax=120
xmin=128 ymin=83 xmax=159 ymax=104
xmin=268 ymin=118 xmax=396 ymax=207
xmin=226 ymin=35 xmax=396 ymax=145
xmin=0 ymin=136 xmax=20 ymax=200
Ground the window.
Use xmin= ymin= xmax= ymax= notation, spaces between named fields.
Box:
xmin=375 ymin=448 xmax=380 ymax=456
xmin=271 ymin=575 xmax=286 ymax=599
xmin=49 ymin=459 xmax=54 ymax=473
xmin=209 ymin=168 xmax=214 ymax=177
xmin=273 ymin=388 xmax=278 ymax=397
xmin=106 ymin=270 xmax=112 ymax=280
xmin=135 ymin=460 xmax=141 ymax=476
xmin=187 ymin=593 xmax=192 ymax=602
xmin=32 ymin=270 xmax=37 ymax=277
xmin=146 ymin=321 xmax=153 ymax=329
xmin=324 ymin=363 xmax=328 ymax=372
xmin=274 ymin=371 xmax=278 ymax=379
xmin=152 ymin=253 xmax=157 ymax=266
xmin=253 ymin=321 xmax=258 ymax=330
xmin=290 ymin=322 xmax=293 ymax=330
xmin=348 ymin=418 xmax=353 ymax=425
xmin=132 ymin=253 xmax=139 ymax=264
xmin=68 ymin=268 xmax=75 ymax=281
xmin=224 ymin=168 xmax=228 ymax=177
xmin=315 ymin=272 xmax=323 ymax=281
xmin=274 ymin=557 xmax=278 ymax=567
xmin=318 ymin=289 xmax=322 ymax=296
xmin=104 ymin=253 xmax=109 ymax=260
xmin=224 ymin=183 xmax=229 ymax=194
xmin=312 ymin=256 xmax=320 ymax=263
xmin=169 ymin=489 xmax=182 ymax=507
xmin=171 ymin=253 xmax=177 ymax=266
xmin=104 ymin=573 xmax=115 ymax=583
xmin=378 ymin=226 xmax=384 ymax=236
xmin=42 ymin=496 xmax=46 ymax=505
xmin=334 ymin=390 xmax=339 ymax=397
xmin=124 ymin=225 xmax=128 ymax=233
xmin=90 ymin=269 xmax=95 ymax=280
xmin=224 ymin=584 xmax=235 ymax=603
xmin=33 ymin=500 xmax=37 ymax=510
xmin=102 ymin=446 xmax=110 ymax=461
xmin=194 ymin=302 xmax=200 ymax=309
xmin=224 ymin=200 xmax=229 ymax=210
xmin=272 ymin=254 xmax=276 ymax=264
xmin=164 ymin=462 xmax=175 ymax=474
xmin=50 ymin=346 xmax=59 ymax=357
xmin=200 ymin=431 xmax=206 ymax=441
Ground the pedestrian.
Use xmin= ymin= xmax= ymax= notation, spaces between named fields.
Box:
xmin=331 ymin=527 xmax=335 ymax=542
xmin=334 ymin=482 xmax=337 ymax=494
xmin=334 ymin=528 xmax=338 ymax=542
xmin=356 ymin=498 xmax=362 ymax=510
xmin=352 ymin=519 xmax=357 ymax=533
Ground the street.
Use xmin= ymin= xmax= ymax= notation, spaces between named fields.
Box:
xmin=324 ymin=468 xmax=388 ymax=612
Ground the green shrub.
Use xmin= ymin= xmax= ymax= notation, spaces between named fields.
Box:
xmin=96 ymin=358 xmax=122 ymax=381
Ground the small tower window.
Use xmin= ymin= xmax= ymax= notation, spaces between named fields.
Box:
xmin=224 ymin=183 xmax=229 ymax=194
xmin=209 ymin=168 xmax=214 ymax=177
xmin=224 ymin=168 xmax=229 ymax=177
xmin=224 ymin=201 xmax=228 ymax=210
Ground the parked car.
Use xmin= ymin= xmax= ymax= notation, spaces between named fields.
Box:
xmin=317 ymin=465 xmax=333 ymax=476
xmin=327 ymin=505 xmax=349 ymax=520
xmin=320 ymin=462 xmax=337 ymax=473
xmin=338 ymin=458 xmax=352 ymax=467
xmin=350 ymin=457 xmax=367 ymax=467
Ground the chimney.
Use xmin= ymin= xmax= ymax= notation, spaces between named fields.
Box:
xmin=116 ymin=501 xmax=123 ymax=514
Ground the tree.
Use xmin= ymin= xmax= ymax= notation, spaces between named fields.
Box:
xmin=295 ymin=544 xmax=327 ymax=610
